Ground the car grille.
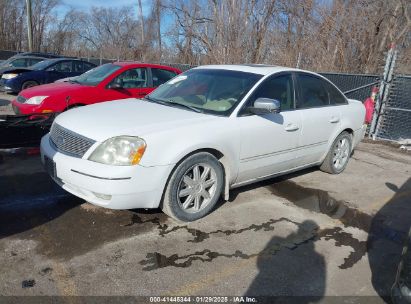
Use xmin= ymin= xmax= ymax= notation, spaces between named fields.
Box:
xmin=16 ymin=95 xmax=27 ymax=103
xmin=49 ymin=123 xmax=96 ymax=158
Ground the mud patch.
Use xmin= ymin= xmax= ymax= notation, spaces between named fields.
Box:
xmin=21 ymin=279 xmax=35 ymax=288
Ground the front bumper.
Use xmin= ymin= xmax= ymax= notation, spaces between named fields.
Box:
xmin=11 ymin=99 xmax=41 ymax=115
xmin=40 ymin=134 xmax=174 ymax=209
xmin=0 ymin=78 xmax=17 ymax=93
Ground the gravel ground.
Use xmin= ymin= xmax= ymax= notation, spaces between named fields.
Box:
xmin=0 ymin=92 xmax=14 ymax=115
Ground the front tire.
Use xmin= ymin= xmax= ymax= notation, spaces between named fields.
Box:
xmin=21 ymin=80 xmax=38 ymax=91
xmin=161 ymin=152 xmax=224 ymax=222
xmin=320 ymin=131 xmax=352 ymax=174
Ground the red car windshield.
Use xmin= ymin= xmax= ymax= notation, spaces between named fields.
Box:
xmin=74 ymin=64 xmax=121 ymax=86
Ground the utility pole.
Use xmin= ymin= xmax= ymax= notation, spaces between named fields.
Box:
xmin=156 ymin=0 xmax=162 ymax=61
xmin=26 ymin=0 xmax=33 ymax=52
xmin=138 ymin=0 xmax=145 ymax=61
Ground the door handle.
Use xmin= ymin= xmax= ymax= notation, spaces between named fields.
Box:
xmin=285 ymin=123 xmax=299 ymax=132
xmin=329 ymin=116 xmax=340 ymax=123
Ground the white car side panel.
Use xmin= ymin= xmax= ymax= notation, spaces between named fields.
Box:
xmin=236 ymin=111 xmax=302 ymax=183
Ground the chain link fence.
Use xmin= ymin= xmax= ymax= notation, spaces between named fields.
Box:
xmin=320 ymin=73 xmax=380 ymax=102
xmin=375 ymin=75 xmax=411 ymax=141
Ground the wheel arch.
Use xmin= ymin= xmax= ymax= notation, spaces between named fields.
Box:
xmin=320 ymin=127 xmax=354 ymax=164
xmin=21 ymin=79 xmax=39 ymax=90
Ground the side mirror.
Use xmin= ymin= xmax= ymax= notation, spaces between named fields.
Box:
xmin=108 ymin=82 xmax=123 ymax=89
xmin=248 ymin=98 xmax=281 ymax=115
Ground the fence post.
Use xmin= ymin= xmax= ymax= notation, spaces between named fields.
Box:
xmin=369 ymin=44 xmax=398 ymax=139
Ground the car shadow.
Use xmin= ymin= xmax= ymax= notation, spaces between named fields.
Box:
xmin=0 ymin=155 xmax=81 ymax=239
xmin=227 ymin=166 xmax=318 ymax=203
xmin=245 ymin=220 xmax=326 ymax=302
xmin=367 ymin=178 xmax=411 ymax=302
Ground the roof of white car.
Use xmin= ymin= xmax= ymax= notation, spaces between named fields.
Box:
xmin=194 ymin=64 xmax=305 ymax=76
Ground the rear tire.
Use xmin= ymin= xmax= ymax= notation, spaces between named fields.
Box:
xmin=21 ymin=80 xmax=38 ymax=91
xmin=161 ymin=152 xmax=224 ymax=222
xmin=320 ymin=131 xmax=352 ymax=174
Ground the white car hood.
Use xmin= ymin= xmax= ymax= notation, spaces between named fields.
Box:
xmin=54 ymin=98 xmax=218 ymax=142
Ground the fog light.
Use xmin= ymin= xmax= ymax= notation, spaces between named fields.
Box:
xmin=93 ymin=192 xmax=112 ymax=200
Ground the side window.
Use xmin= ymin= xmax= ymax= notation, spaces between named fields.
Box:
xmin=297 ymin=74 xmax=329 ymax=108
xmin=324 ymin=81 xmax=347 ymax=105
xmin=151 ymin=68 xmax=177 ymax=87
xmin=47 ymin=61 xmax=73 ymax=72
xmin=29 ymin=58 xmax=44 ymax=66
xmin=247 ymin=74 xmax=294 ymax=111
xmin=73 ymin=61 xmax=84 ymax=73
xmin=11 ymin=58 xmax=26 ymax=67
xmin=111 ymin=68 xmax=148 ymax=88
xmin=83 ymin=62 xmax=95 ymax=72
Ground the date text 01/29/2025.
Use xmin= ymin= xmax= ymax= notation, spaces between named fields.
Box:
xmin=149 ymin=296 xmax=257 ymax=303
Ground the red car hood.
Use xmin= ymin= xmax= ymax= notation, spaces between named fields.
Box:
xmin=19 ymin=82 xmax=88 ymax=98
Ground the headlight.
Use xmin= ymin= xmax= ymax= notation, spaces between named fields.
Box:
xmin=25 ymin=96 xmax=48 ymax=105
xmin=88 ymin=136 xmax=146 ymax=166
xmin=2 ymin=73 xmax=18 ymax=79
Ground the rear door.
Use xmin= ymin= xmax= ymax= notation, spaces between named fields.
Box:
xmin=294 ymin=73 xmax=341 ymax=165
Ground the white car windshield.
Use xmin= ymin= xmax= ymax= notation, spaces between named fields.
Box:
xmin=147 ymin=69 xmax=262 ymax=116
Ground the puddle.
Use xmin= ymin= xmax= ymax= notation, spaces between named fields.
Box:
xmin=269 ymin=180 xmax=372 ymax=232
xmin=269 ymin=180 xmax=408 ymax=243
xmin=140 ymin=221 xmax=318 ymax=271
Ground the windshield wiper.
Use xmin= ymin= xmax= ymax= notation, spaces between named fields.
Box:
xmin=144 ymin=95 xmax=168 ymax=105
xmin=168 ymin=100 xmax=202 ymax=113
xmin=144 ymin=96 xmax=202 ymax=113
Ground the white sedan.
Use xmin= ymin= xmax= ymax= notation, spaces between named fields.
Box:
xmin=40 ymin=65 xmax=366 ymax=221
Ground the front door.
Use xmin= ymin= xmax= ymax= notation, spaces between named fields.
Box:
xmin=105 ymin=67 xmax=152 ymax=99
xmin=236 ymin=73 xmax=302 ymax=184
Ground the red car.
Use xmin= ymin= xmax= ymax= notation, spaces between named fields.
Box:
xmin=11 ymin=62 xmax=182 ymax=114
